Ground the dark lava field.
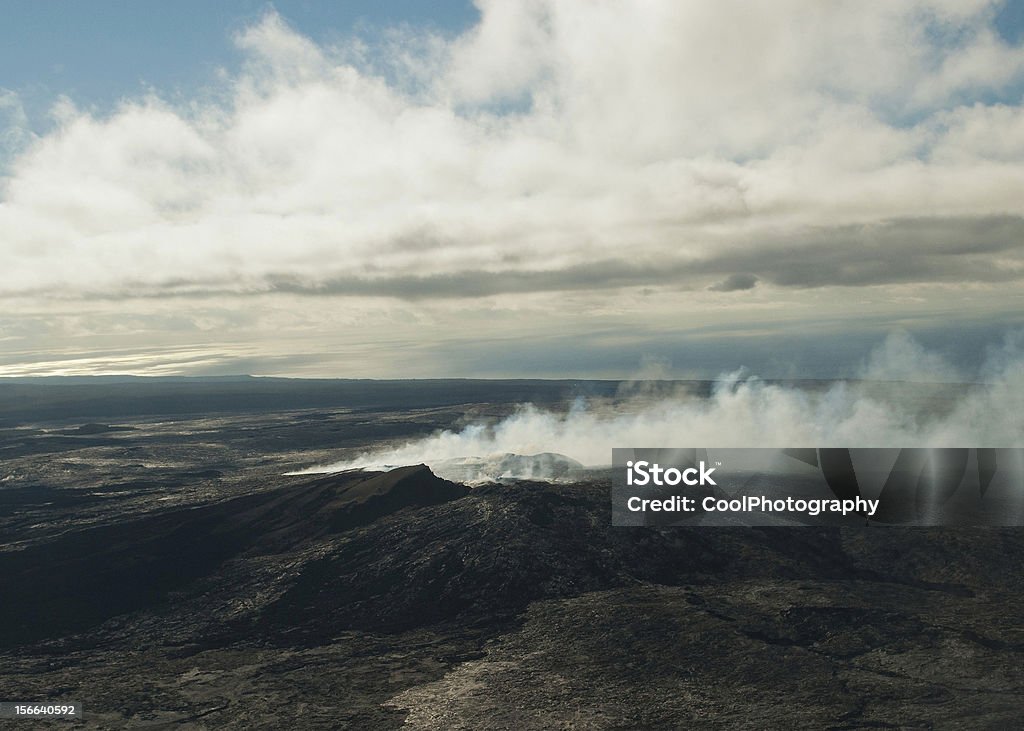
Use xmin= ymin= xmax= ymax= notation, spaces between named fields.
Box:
xmin=0 ymin=378 xmax=1021 ymax=729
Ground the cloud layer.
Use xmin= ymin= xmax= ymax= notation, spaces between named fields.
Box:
xmin=1 ymin=2 xmax=1022 ymax=376
xmin=2 ymin=2 xmax=1024 ymax=301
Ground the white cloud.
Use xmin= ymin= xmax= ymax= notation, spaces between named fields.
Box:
xmin=0 ymin=3 xmax=1022 ymax=300
xmin=0 ymin=2 xmax=1021 ymax=376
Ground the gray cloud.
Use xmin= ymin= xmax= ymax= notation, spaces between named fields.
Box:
xmin=721 ymin=215 xmax=1024 ymax=289
xmin=55 ymin=214 xmax=1022 ymax=301
xmin=709 ymin=273 xmax=758 ymax=292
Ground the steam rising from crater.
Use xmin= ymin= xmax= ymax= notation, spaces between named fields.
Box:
xmin=297 ymin=333 xmax=1024 ymax=483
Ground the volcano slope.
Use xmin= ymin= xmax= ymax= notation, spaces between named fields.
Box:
xmin=1 ymin=464 xmax=1023 ymax=729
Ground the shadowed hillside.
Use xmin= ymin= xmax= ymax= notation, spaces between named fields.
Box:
xmin=0 ymin=465 xmax=466 ymax=647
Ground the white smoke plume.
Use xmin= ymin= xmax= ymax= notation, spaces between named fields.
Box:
xmin=297 ymin=332 xmax=1024 ymax=482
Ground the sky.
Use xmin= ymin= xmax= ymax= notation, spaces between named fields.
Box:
xmin=1 ymin=0 xmax=1024 ymax=379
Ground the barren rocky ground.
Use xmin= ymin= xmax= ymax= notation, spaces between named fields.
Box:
xmin=0 ymin=379 xmax=1020 ymax=729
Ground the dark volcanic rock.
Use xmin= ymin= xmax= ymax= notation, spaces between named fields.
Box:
xmin=389 ymin=582 xmax=1024 ymax=730
xmin=1 ymin=468 xmax=1022 ymax=729
xmin=253 ymin=481 xmax=894 ymax=639
xmin=0 ymin=465 xmax=467 ymax=648
xmin=325 ymin=464 xmax=469 ymax=531
xmin=233 ymin=464 xmax=468 ymax=553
